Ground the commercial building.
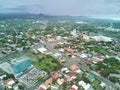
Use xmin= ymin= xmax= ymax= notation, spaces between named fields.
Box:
xmin=0 ymin=57 xmax=31 ymax=74
xmin=91 ymin=36 xmax=112 ymax=42
xmin=11 ymin=57 xmax=31 ymax=74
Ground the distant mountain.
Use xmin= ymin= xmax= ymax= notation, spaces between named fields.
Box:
xmin=0 ymin=13 xmax=92 ymax=21
xmin=0 ymin=13 xmax=37 ymax=20
xmin=0 ymin=13 xmax=75 ymax=20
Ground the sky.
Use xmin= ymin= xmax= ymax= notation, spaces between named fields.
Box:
xmin=0 ymin=0 xmax=120 ymax=17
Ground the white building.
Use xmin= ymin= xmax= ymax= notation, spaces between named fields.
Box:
xmin=78 ymin=80 xmax=91 ymax=90
xmin=53 ymin=52 xmax=62 ymax=59
xmin=37 ymin=47 xmax=47 ymax=54
xmin=71 ymin=29 xmax=77 ymax=36
xmin=91 ymin=36 xmax=112 ymax=42
xmin=0 ymin=62 xmax=15 ymax=74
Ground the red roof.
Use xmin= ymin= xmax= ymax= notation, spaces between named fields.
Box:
xmin=64 ymin=77 xmax=68 ymax=82
xmin=68 ymin=72 xmax=75 ymax=77
xmin=68 ymin=87 xmax=76 ymax=90
xmin=52 ymin=72 xmax=60 ymax=79
xmin=84 ymin=61 xmax=91 ymax=64
xmin=64 ymin=76 xmax=71 ymax=82
xmin=39 ymin=87 xmax=45 ymax=90
xmin=75 ymin=52 xmax=82 ymax=55
xmin=97 ymin=56 xmax=104 ymax=59
xmin=71 ymin=64 xmax=80 ymax=71
xmin=64 ymin=48 xmax=75 ymax=53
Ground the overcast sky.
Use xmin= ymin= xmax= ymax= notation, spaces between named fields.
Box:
xmin=0 ymin=0 xmax=120 ymax=17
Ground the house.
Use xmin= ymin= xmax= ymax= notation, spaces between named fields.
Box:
xmin=64 ymin=76 xmax=72 ymax=82
xmin=53 ymin=53 xmax=62 ymax=59
xmin=80 ymin=53 xmax=88 ymax=58
xmin=39 ymin=85 xmax=47 ymax=90
xmin=59 ymin=59 xmax=66 ymax=63
xmin=78 ymin=80 xmax=86 ymax=87
xmin=61 ymin=68 xmax=69 ymax=73
xmin=52 ymin=72 xmax=61 ymax=79
xmin=78 ymin=80 xmax=91 ymax=90
xmin=68 ymin=85 xmax=79 ymax=90
xmin=59 ymin=48 xmax=64 ymax=52
xmin=71 ymin=64 xmax=82 ymax=73
xmin=68 ymin=72 xmax=77 ymax=79
xmin=51 ymin=85 xmax=58 ymax=90
xmin=44 ymin=78 xmax=53 ymax=88
xmin=72 ymin=85 xmax=78 ymax=90
xmin=4 ymin=78 xmax=15 ymax=89
xmin=88 ymin=74 xmax=95 ymax=82
xmin=84 ymin=84 xmax=91 ymax=90
xmin=57 ymin=78 xmax=63 ymax=85
xmin=47 ymin=37 xmax=55 ymax=42
xmin=74 ymin=52 xmax=82 ymax=56
xmin=100 ymin=82 xmax=106 ymax=88
xmin=64 ymin=48 xmax=75 ymax=53
xmin=56 ymin=36 xmax=62 ymax=41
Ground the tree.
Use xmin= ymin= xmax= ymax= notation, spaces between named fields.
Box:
xmin=18 ymin=85 xmax=24 ymax=90
xmin=6 ymin=74 xmax=15 ymax=79
xmin=2 ymin=77 xmax=8 ymax=80
xmin=100 ymin=69 xmax=109 ymax=77
xmin=9 ymin=88 xmax=14 ymax=90
xmin=109 ymin=76 xmax=118 ymax=83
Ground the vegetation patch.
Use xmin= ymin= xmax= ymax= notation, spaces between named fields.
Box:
xmin=32 ymin=55 xmax=62 ymax=73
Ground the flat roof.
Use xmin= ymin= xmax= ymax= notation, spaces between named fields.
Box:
xmin=0 ymin=62 xmax=15 ymax=74
xmin=11 ymin=57 xmax=30 ymax=64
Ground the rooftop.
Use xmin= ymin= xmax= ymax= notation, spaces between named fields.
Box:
xmin=11 ymin=57 xmax=30 ymax=65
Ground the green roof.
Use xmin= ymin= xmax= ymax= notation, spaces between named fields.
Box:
xmin=88 ymin=74 xmax=95 ymax=81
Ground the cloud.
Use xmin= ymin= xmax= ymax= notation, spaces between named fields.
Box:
xmin=4 ymin=6 xmax=28 ymax=12
xmin=0 ymin=3 xmax=44 ymax=13
xmin=105 ymin=0 xmax=120 ymax=3
xmin=0 ymin=0 xmax=120 ymax=17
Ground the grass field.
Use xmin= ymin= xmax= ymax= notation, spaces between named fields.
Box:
xmin=32 ymin=55 xmax=62 ymax=72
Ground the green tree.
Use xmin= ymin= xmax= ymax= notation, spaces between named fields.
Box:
xmin=109 ymin=76 xmax=118 ymax=83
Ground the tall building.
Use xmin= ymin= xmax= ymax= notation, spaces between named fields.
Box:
xmin=71 ymin=29 xmax=77 ymax=36
xmin=11 ymin=57 xmax=31 ymax=74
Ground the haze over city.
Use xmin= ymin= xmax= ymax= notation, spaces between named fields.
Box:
xmin=0 ymin=0 xmax=120 ymax=17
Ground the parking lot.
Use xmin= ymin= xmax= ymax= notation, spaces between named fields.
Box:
xmin=19 ymin=67 xmax=47 ymax=87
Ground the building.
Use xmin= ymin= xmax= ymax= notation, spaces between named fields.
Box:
xmin=71 ymin=29 xmax=77 ymax=36
xmin=53 ymin=52 xmax=62 ymax=59
xmin=91 ymin=36 xmax=112 ymax=42
xmin=0 ymin=57 xmax=31 ymax=75
xmin=37 ymin=47 xmax=47 ymax=54
xmin=82 ymin=34 xmax=91 ymax=41
xmin=0 ymin=62 xmax=15 ymax=74
xmin=11 ymin=57 xmax=31 ymax=74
